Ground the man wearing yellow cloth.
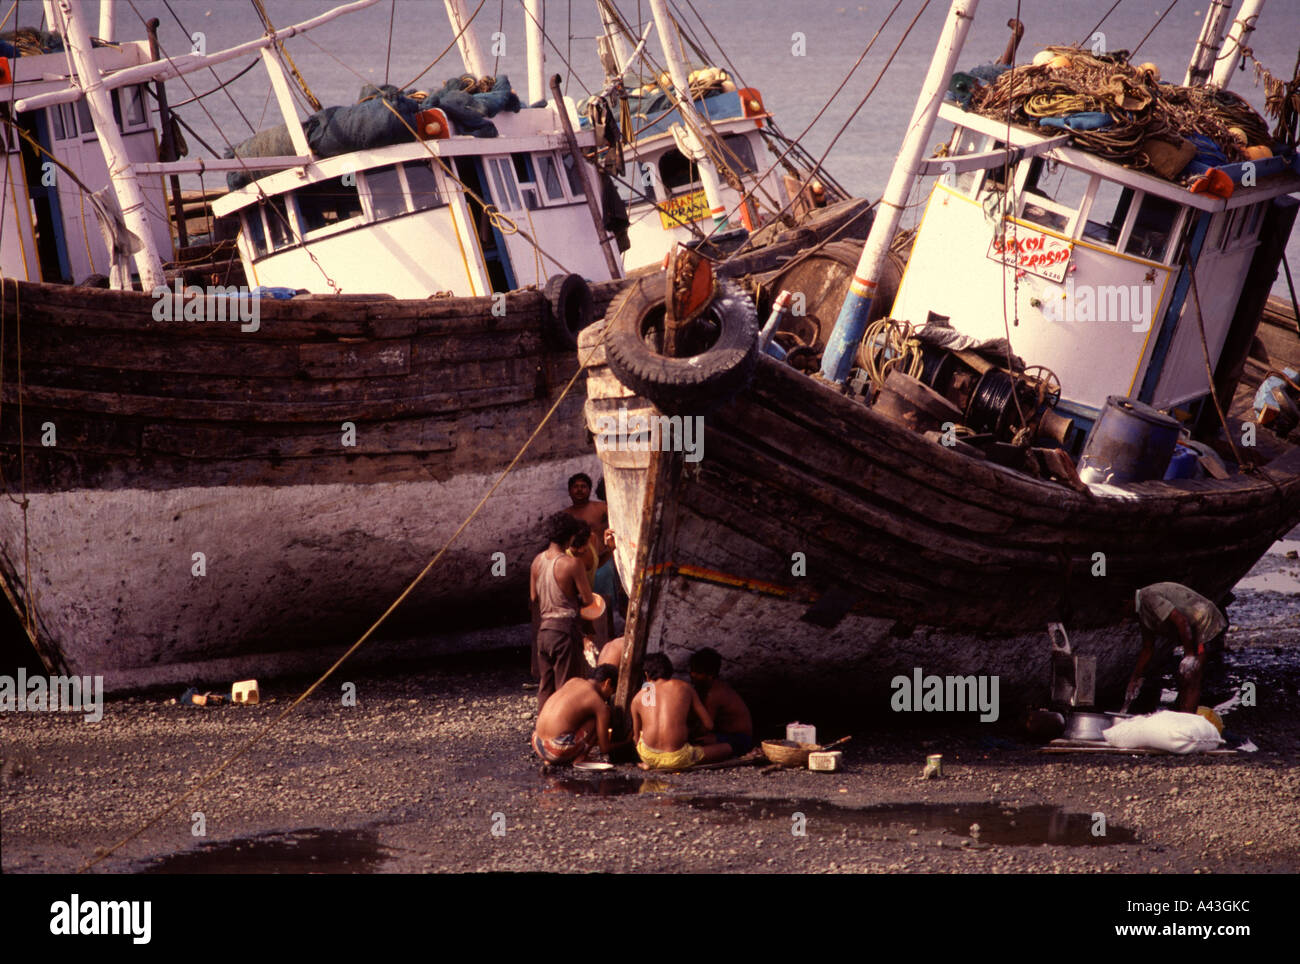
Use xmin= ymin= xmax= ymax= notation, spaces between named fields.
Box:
xmin=631 ymin=653 xmax=732 ymax=770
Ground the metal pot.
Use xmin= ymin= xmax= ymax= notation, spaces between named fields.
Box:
xmin=1064 ymin=711 xmax=1115 ymax=742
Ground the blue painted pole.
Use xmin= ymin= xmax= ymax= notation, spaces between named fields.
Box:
xmin=819 ymin=0 xmax=979 ymax=385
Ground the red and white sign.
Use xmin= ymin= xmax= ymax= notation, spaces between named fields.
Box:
xmin=987 ymin=225 xmax=1073 ymax=282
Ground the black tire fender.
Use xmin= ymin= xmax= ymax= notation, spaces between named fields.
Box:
xmin=544 ymin=273 xmax=595 ymax=349
xmin=603 ymin=278 xmax=759 ymax=415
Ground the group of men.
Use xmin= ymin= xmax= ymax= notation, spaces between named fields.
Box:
xmin=532 ymin=645 xmax=754 ymax=770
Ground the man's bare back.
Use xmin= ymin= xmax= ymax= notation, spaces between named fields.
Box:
xmin=702 ymin=679 xmax=752 ymax=737
xmin=597 ymin=636 xmax=624 ymax=667
xmin=536 ymin=677 xmax=612 ymax=753
xmin=632 ymin=678 xmax=710 ymax=752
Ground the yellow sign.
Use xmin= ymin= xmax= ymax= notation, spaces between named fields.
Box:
xmin=657 ymin=189 xmax=711 ymax=230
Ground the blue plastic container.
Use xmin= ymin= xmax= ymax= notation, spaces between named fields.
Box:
xmin=1162 ymin=444 xmax=1199 ymax=480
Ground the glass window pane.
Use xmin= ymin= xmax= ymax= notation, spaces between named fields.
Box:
xmin=1081 ymin=180 xmax=1132 ymax=247
xmin=76 ymin=98 xmax=93 ymax=137
xmin=494 ymin=158 xmax=520 ymax=210
xmin=659 ymin=148 xmax=696 ymax=194
xmin=295 ymin=179 xmax=364 ymax=234
xmin=536 ymin=153 xmax=564 ymax=200
xmin=243 ymin=207 xmax=267 ymax=256
xmin=1125 ymin=193 xmax=1181 ymax=261
xmin=720 ymin=133 xmax=756 ymax=173
xmin=512 ymin=152 xmax=534 ymax=183
xmin=562 ymin=152 xmax=585 ymax=197
xmin=61 ymin=103 xmax=78 ymax=137
xmin=48 ymin=106 xmax=65 ymax=141
xmin=404 ymin=161 xmax=441 ymax=211
xmin=366 ymin=165 xmax=406 ymax=220
xmin=124 ymin=85 xmax=147 ymax=127
xmin=266 ymin=196 xmax=294 ymax=249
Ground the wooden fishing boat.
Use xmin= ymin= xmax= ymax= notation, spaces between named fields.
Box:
xmin=0 ymin=0 xmax=870 ymax=690
xmin=584 ymin=0 xmax=1300 ymax=715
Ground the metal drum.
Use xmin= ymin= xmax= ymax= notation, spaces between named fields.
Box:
xmin=1078 ymin=396 xmax=1182 ymax=484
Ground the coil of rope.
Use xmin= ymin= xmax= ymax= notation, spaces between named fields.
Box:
xmin=856 ymin=317 xmax=924 ymax=387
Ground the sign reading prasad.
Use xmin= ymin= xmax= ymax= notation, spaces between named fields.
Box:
xmin=658 ymin=188 xmax=711 ymax=230
xmin=987 ymin=224 xmax=1073 ymax=282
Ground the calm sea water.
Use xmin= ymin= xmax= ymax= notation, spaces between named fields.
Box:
xmin=28 ymin=0 xmax=1300 ymax=292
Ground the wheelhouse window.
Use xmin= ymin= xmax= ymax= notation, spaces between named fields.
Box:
xmin=659 ymin=148 xmax=699 ymax=197
xmin=265 ymin=195 xmax=294 ymax=250
xmin=113 ymin=86 xmax=147 ymax=130
xmin=720 ymin=133 xmax=757 ymax=174
xmin=486 ymin=156 xmax=521 ymax=211
xmin=535 ymin=152 xmax=565 ymax=202
xmin=295 ymin=179 xmax=364 ymax=235
xmin=947 ymin=127 xmax=991 ymax=196
xmin=1081 ymin=179 xmax=1133 ymax=248
xmin=511 ymin=152 xmax=543 ymax=210
xmin=365 ymin=164 xmax=406 ymax=220
xmin=561 ymin=153 xmax=585 ymax=198
xmin=404 ymin=161 xmax=442 ymax=211
xmin=243 ymin=206 xmax=268 ymax=256
xmin=1124 ymin=192 xmax=1180 ymax=262
xmin=1019 ymin=159 xmax=1089 ymax=234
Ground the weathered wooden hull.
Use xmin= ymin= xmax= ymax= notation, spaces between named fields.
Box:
xmin=0 ymin=199 xmax=876 ymax=690
xmin=581 ymin=315 xmax=1300 ymax=713
xmin=0 ymin=280 xmax=611 ymax=689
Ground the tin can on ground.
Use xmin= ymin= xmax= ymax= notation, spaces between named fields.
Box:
xmin=808 ymin=750 xmax=842 ymax=772
xmin=922 ymin=753 xmax=942 ymax=779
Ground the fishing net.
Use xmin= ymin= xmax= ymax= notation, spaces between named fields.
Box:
xmin=968 ymin=47 xmax=1274 ymax=176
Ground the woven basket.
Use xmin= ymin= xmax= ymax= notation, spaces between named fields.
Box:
xmin=761 ymin=739 xmax=820 ymax=767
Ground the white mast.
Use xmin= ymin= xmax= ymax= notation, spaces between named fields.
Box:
xmin=1184 ymin=0 xmax=1233 ymax=87
xmin=56 ymin=0 xmax=165 ymax=289
xmin=443 ymin=0 xmax=488 ymax=78
xmin=525 ymin=0 xmax=545 ymax=104
xmin=1209 ymin=0 xmax=1265 ymax=90
xmin=597 ymin=1 xmax=632 ymax=77
xmin=97 ymin=0 xmax=115 ymax=42
xmin=647 ymin=0 xmax=726 ymax=227
xmin=819 ymin=0 xmax=979 ymax=384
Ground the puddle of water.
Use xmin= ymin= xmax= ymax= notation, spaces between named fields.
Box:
xmin=678 ymin=797 xmax=1134 ymax=847
xmin=143 ymin=828 xmax=390 ymax=874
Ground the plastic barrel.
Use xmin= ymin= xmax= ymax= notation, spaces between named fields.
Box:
xmin=1078 ymin=396 xmax=1182 ymax=484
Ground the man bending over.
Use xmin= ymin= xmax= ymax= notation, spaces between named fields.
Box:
xmin=532 ymin=665 xmax=618 ymax=765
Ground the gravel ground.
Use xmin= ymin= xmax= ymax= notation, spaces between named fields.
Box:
xmin=3 ymin=537 xmax=1298 ymax=875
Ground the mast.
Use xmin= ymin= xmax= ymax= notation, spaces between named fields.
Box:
xmin=819 ymin=0 xmax=979 ymax=385
xmin=56 ymin=0 xmax=165 ymax=289
xmin=97 ymin=0 xmax=115 ymax=42
xmin=1184 ymin=0 xmax=1233 ymax=87
xmin=647 ymin=0 xmax=726 ymax=227
xmin=443 ymin=0 xmax=488 ymax=78
xmin=597 ymin=0 xmax=632 ymax=78
xmin=525 ymin=0 xmax=545 ymax=104
xmin=1209 ymin=0 xmax=1265 ymax=90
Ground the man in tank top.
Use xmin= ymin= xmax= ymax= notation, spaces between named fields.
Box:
xmin=1123 ymin=582 xmax=1227 ymax=714
xmin=530 ymin=512 xmax=597 ymax=712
